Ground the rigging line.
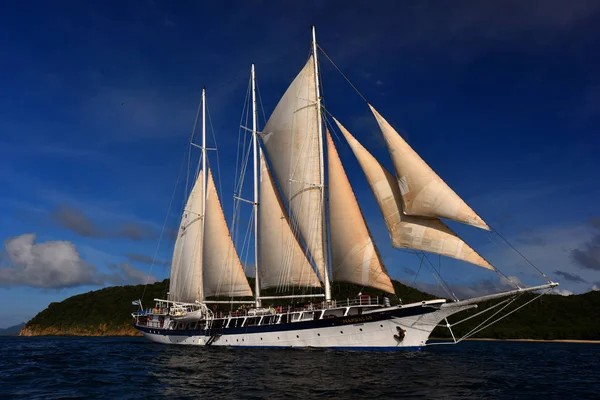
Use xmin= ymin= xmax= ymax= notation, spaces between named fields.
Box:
xmin=317 ymin=44 xmax=369 ymax=104
xmin=205 ymin=103 xmax=223 ymax=202
xmin=399 ymin=253 xmax=426 ymax=303
xmin=234 ymin=76 xmax=252 ymax=200
xmin=141 ymin=144 xmax=188 ymax=303
xmin=491 ymin=227 xmax=551 ymax=282
xmin=457 ymin=289 xmax=552 ymax=342
xmin=405 ymin=249 xmax=458 ymax=301
xmin=457 ymin=296 xmax=520 ymax=342
xmin=186 ymin=95 xmax=204 ymax=201
xmin=481 ymin=233 xmax=521 ymax=289
xmin=255 ymin=81 xmax=267 ymax=128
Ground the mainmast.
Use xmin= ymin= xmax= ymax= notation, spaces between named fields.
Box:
xmin=251 ymin=64 xmax=261 ymax=308
xmin=312 ymin=26 xmax=331 ymax=302
xmin=201 ymin=87 xmax=207 ymax=303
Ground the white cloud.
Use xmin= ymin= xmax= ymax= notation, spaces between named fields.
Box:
xmin=551 ymin=288 xmax=573 ymax=296
xmin=0 ymin=234 xmax=155 ymax=288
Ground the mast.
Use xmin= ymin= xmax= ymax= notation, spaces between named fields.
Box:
xmin=312 ymin=26 xmax=331 ymax=302
xmin=252 ymin=64 xmax=261 ymax=308
xmin=201 ymin=87 xmax=207 ymax=302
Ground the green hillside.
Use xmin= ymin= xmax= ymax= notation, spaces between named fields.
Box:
xmin=19 ymin=278 xmax=600 ymax=340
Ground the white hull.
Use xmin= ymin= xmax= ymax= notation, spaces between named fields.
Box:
xmin=137 ymin=304 xmax=473 ymax=350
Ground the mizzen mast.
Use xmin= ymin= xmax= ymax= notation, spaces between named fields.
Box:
xmin=312 ymin=26 xmax=331 ymax=303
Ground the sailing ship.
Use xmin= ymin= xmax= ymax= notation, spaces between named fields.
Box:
xmin=132 ymin=27 xmax=558 ymax=350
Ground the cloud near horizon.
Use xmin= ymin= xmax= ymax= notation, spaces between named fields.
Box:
xmin=51 ymin=205 xmax=158 ymax=241
xmin=571 ymin=218 xmax=600 ymax=271
xmin=0 ymin=234 xmax=155 ymax=288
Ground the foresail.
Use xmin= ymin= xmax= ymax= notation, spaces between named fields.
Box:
xmin=261 ymin=55 xmax=326 ymax=281
xmin=203 ymin=169 xmax=253 ymax=297
xmin=327 ymin=131 xmax=395 ymax=294
xmin=169 ymin=172 xmax=204 ymax=303
xmin=369 ymin=105 xmax=490 ymax=231
xmin=259 ymin=151 xmax=322 ymax=289
xmin=334 ymin=117 xmax=494 ymax=271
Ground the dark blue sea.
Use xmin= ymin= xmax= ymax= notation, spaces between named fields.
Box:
xmin=1 ymin=337 xmax=598 ymax=399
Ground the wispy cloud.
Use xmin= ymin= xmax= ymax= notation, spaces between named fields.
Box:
xmin=571 ymin=218 xmax=600 ymax=271
xmin=554 ymin=270 xmax=587 ymax=283
xmin=51 ymin=205 xmax=158 ymax=241
xmin=125 ymin=252 xmax=170 ymax=267
xmin=0 ymin=234 xmax=154 ymax=288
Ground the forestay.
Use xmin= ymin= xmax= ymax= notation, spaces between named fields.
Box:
xmin=334 ymin=117 xmax=494 ymax=271
xmin=258 ymin=151 xmax=322 ymax=289
xmin=261 ymin=56 xmax=326 ymax=282
xmin=369 ymin=105 xmax=489 ymax=231
xmin=203 ymin=169 xmax=254 ymax=297
xmin=169 ymin=172 xmax=205 ymax=303
xmin=327 ymin=131 xmax=395 ymax=294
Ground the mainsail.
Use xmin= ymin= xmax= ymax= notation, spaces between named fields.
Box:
xmin=169 ymin=172 xmax=204 ymax=303
xmin=258 ymin=151 xmax=322 ymax=289
xmin=333 ymin=117 xmax=494 ymax=270
xmin=327 ymin=131 xmax=395 ymax=294
xmin=369 ymin=105 xmax=490 ymax=231
xmin=261 ymin=56 xmax=326 ymax=281
xmin=203 ymin=169 xmax=253 ymax=297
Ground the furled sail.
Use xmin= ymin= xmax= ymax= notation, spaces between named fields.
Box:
xmin=202 ymin=169 xmax=253 ymax=297
xmin=169 ymin=172 xmax=204 ymax=303
xmin=261 ymin=56 xmax=326 ymax=281
xmin=369 ymin=105 xmax=490 ymax=231
xmin=327 ymin=131 xmax=396 ymax=294
xmin=258 ymin=151 xmax=322 ymax=289
xmin=333 ymin=117 xmax=494 ymax=270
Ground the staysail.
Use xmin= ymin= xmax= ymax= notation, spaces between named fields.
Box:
xmin=169 ymin=172 xmax=205 ymax=303
xmin=369 ymin=105 xmax=490 ymax=231
xmin=261 ymin=56 xmax=326 ymax=281
xmin=202 ymin=169 xmax=253 ymax=297
xmin=327 ymin=131 xmax=395 ymax=293
xmin=258 ymin=151 xmax=322 ymax=289
xmin=333 ymin=117 xmax=494 ymax=270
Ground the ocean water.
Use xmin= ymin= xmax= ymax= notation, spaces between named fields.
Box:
xmin=1 ymin=337 xmax=598 ymax=399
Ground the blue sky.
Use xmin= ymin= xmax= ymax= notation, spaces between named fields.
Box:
xmin=1 ymin=1 xmax=599 ymax=327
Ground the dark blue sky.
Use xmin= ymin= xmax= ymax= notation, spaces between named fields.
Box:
xmin=1 ymin=1 xmax=599 ymax=327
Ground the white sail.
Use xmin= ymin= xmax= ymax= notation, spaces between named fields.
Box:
xmin=327 ymin=131 xmax=396 ymax=294
xmin=334 ymin=117 xmax=494 ymax=271
xmin=258 ymin=151 xmax=322 ymax=289
xmin=369 ymin=105 xmax=490 ymax=231
xmin=202 ymin=169 xmax=253 ymax=297
xmin=261 ymin=56 xmax=326 ymax=281
xmin=169 ymin=172 xmax=204 ymax=303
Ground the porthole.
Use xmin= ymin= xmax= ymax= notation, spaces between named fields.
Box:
xmin=340 ymin=331 xmax=343 ymax=334
xmin=317 ymin=333 xmax=320 ymax=336
xmin=380 ymin=324 xmax=383 ymax=328
xmin=296 ymin=335 xmax=299 ymax=338
xmin=277 ymin=337 xmax=280 ymax=340
xmin=237 ymin=339 xmax=239 ymax=342
xmin=360 ymin=328 xmax=363 ymax=332
xmin=242 ymin=338 xmax=244 ymax=342
xmin=260 ymin=338 xmax=263 ymax=340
